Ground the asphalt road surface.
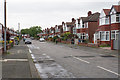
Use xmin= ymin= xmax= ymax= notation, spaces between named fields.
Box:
xmin=27 ymin=40 xmax=118 ymax=78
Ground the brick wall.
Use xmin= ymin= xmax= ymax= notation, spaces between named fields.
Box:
xmin=88 ymin=22 xmax=99 ymax=42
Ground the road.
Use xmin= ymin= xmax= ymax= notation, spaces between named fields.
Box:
xmin=27 ymin=40 xmax=118 ymax=78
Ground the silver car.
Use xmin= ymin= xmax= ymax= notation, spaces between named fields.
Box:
xmin=39 ymin=38 xmax=45 ymax=42
xmin=25 ymin=38 xmax=32 ymax=44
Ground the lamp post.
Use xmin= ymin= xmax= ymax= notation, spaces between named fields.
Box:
xmin=4 ymin=0 xmax=7 ymax=53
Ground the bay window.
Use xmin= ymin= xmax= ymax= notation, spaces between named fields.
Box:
xmin=111 ymin=30 xmax=119 ymax=40
xmin=100 ymin=31 xmax=110 ymax=41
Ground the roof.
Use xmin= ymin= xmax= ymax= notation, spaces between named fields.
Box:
xmin=58 ymin=25 xmax=62 ymax=29
xmin=103 ymin=9 xmax=111 ymax=15
xmin=112 ymin=5 xmax=120 ymax=13
xmin=80 ymin=12 xmax=100 ymax=22
xmin=66 ymin=21 xmax=75 ymax=25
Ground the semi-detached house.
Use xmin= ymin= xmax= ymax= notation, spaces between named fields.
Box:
xmin=63 ymin=18 xmax=76 ymax=34
xmin=76 ymin=11 xmax=100 ymax=43
xmin=94 ymin=4 xmax=120 ymax=45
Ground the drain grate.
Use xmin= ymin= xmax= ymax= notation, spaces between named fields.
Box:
xmin=75 ymin=56 xmax=95 ymax=58
xmin=101 ymin=55 xmax=115 ymax=57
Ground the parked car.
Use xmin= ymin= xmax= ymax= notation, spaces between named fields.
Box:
xmin=39 ymin=38 xmax=45 ymax=42
xmin=30 ymin=37 xmax=34 ymax=40
xmin=25 ymin=38 xmax=32 ymax=44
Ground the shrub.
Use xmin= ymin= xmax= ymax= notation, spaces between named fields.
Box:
xmin=53 ymin=36 xmax=59 ymax=42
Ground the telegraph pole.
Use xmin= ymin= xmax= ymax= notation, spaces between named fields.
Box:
xmin=18 ymin=23 xmax=20 ymax=38
xmin=4 ymin=0 xmax=7 ymax=53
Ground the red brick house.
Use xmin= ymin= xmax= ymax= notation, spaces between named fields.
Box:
xmin=94 ymin=4 xmax=120 ymax=45
xmin=49 ymin=27 xmax=55 ymax=38
xmin=63 ymin=18 xmax=76 ymax=34
xmin=110 ymin=5 xmax=120 ymax=41
xmin=94 ymin=9 xmax=111 ymax=44
xmin=76 ymin=11 xmax=100 ymax=43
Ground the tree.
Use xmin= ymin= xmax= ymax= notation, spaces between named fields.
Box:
xmin=21 ymin=26 xmax=42 ymax=38
xmin=60 ymin=32 xmax=75 ymax=41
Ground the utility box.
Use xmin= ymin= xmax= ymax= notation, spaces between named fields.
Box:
xmin=75 ymin=39 xmax=78 ymax=44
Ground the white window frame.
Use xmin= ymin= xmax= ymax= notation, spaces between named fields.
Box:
xmin=111 ymin=30 xmax=119 ymax=40
xmin=99 ymin=31 xmax=110 ymax=41
xmin=116 ymin=14 xmax=120 ymax=23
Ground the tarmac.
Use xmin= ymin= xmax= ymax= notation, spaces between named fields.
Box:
xmin=1 ymin=41 xmax=40 ymax=80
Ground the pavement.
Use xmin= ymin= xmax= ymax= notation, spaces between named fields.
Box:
xmin=56 ymin=42 xmax=118 ymax=57
xmin=2 ymin=40 xmax=40 ymax=79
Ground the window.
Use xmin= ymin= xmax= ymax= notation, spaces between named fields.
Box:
xmin=100 ymin=31 xmax=110 ymax=41
xmin=82 ymin=23 xmax=84 ymax=28
xmin=111 ymin=30 xmax=119 ymax=40
xmin=73 ymin=27 xmax=76 ymax=34
xmin=64 ymin=26 xmax=66 ymax=31
xmin=101 ymin=32 xmax=105 ymax=41
xmin=106 ymin=32 xmax=109 ymax=40
xmin=116 ymin=14 xmax=120 ymax=22
xmin=105 ymin=17 xmax=109 ymax=24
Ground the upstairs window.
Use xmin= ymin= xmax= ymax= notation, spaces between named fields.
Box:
xmin=82 ymin=23 xmax=84 ymax=28
xmin=116 ymin=14 xmax=120 ymax=22
xmin=105 ymin=17 xmax=109 ymax=24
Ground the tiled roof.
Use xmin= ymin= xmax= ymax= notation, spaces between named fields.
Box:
xmin=58 ymin=25 xmax=62 ymax=29
xmin=103 ymin=9 xmax=110 ymax=15
xmin=80 ymin=12 xmax=100 ymax=22
xmin=113 ymin=5 xmax=120 ymax=13
xmin=88 ymin=12 xmax=100 ymax=21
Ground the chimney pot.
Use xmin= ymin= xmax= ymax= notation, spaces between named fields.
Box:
xmin=88 ymin=11 xmax=92 ymax=16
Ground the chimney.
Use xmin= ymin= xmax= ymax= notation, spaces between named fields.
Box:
xmin=72 ymin=18 xmax=75 ymax=22
xmin=88 ymin=11 xmax=92 ymax=16
xmin=62 ymin=22 xmax=64 ymax=25
xmin=118 ymin=1 xmax=120 ymax=5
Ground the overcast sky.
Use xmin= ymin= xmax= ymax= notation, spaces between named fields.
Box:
xmin=0 ymin=0 xmax=119 ymax=30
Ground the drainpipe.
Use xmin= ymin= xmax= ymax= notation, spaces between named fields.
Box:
xmin=109 ymin=14 xmax=112 ymax=47
xmin=118 ymin=30 xmax=120 ymax=79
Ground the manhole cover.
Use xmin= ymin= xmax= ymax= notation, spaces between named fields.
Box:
xmin=101 ymin=55 xmax=115 ymax=57
xmin=74 ymin=48 xmax=78 ymax=49
xmin=38 ymin=59 xmax=55 ymax=63
xmin=63 ymin=56 xmax=72 ymax=58
xmin=75 ymin=56 xmax=95 ymax=58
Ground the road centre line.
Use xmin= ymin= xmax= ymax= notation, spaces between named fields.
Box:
xmin=73 ymin=57 xmax=90 ymax=64
xmin=97 ymin=66 xmax=120 ymax=76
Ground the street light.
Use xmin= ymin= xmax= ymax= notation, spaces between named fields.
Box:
xmin=4 ymin=0 xmax=7 ymax=53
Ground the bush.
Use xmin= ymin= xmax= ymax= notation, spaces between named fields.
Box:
xmin=53 ymin=36 xmax=59 ymax=42
xmin=48 ymin=37 xmax=53 ymax=41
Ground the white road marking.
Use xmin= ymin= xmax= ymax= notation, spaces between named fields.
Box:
xmin=31 ymin=54 xmax=35 ymax=59
xmin=97 ymin=66 xmax=120 ymax=76
xmin=73 ymin=57 xmax=90 ymax=64
xmin=4 ymin=59 xmax=28 ymax=62
xmin=0 ymin=60 xmax=7 ymax=62
xmin=29 ymin=49 xmax=32 ymax=53
xmin=42 ymin=54 xmax=46 ymax=55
